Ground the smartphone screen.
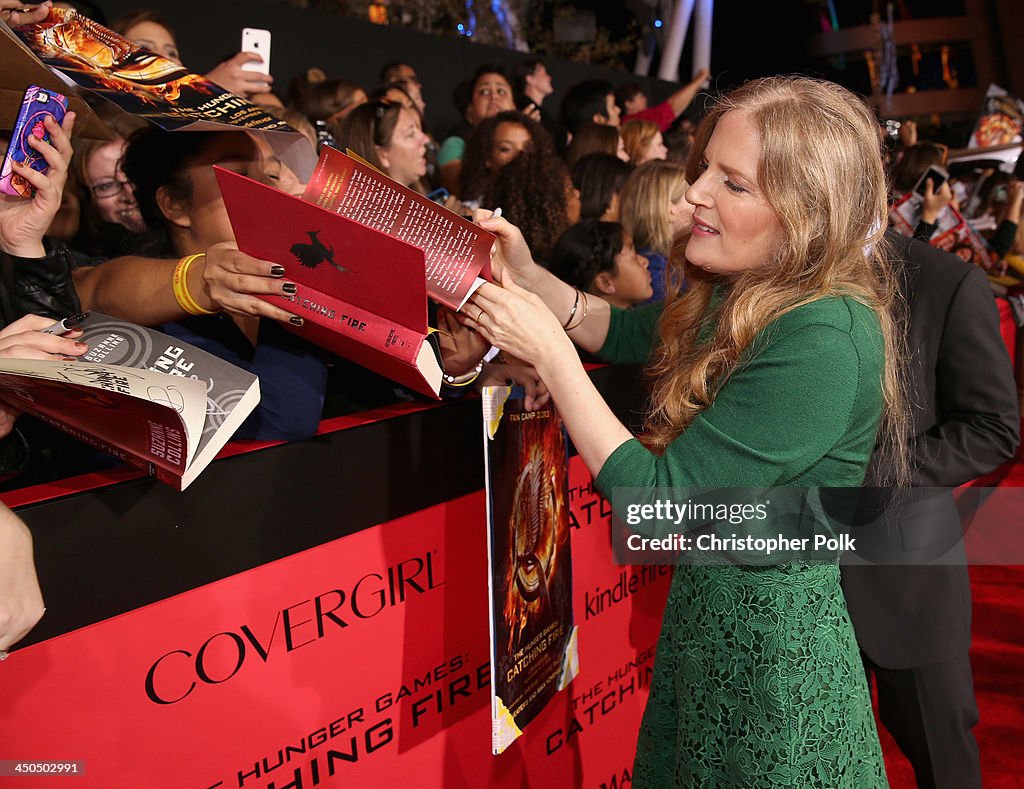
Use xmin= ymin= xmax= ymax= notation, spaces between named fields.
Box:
xmin=914 ymin=165 xmax=949 ymax=197
xmin=426 ymin=187 xmax=450 ymax=205
xmin=241 ymin=28 xmax=271 ymax=75
xmin=0 ymin=85 xmax=69 ymax=198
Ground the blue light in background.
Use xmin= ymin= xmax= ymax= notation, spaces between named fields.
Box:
xmin=492 ymin=0 xmax=516 ymax=49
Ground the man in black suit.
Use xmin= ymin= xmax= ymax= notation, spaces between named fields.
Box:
xmin=842 ymin=230 xmax=1020 ymax=789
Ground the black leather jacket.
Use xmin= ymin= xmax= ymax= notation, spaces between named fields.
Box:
xmin=0 ymin=243 xmax=82 ymax=327
xmin=0 ymin=242 xmax=82 ymax=480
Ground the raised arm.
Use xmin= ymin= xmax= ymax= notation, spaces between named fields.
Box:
xmin=0 ymin=111 xmax=75 ymax=260
xmin=0 ymin=110 xmax=83 ymax=319
xmin=205 ymin=52 xmax=273 ymax=99
xmin=664 ymin=68 xmax=711 ymax=117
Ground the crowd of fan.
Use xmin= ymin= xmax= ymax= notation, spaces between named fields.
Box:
xmin=0 ymin=0 xmax=1022 ymax=495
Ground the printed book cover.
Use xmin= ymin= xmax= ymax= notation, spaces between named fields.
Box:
xmin=303 ymin=146 xmax=492 ymax=311
xmin=0 ymin=313 xmax=260 ymax=489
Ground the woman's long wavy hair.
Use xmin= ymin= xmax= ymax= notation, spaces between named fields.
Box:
xmin=485 ymin=146 xmax=573 ymax=264
xmin=458 ymin=110 xmax=550 ymax=201
xmin=645 ymin=76 xmax=909 ymax=486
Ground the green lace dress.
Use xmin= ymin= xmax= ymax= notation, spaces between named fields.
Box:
xmin=595 ymin=299 xmax=888 ymax=787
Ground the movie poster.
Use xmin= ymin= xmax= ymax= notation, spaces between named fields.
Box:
xmin=968 ymin=84 xmax=1024 ymax=149
xmin=482 ymin=386 xmax=578 ymax=755
xmin=13 ymin=8 xmax=314 ymax=178
xmin=16 ymin=8 xmax=283 ymax=130
xmin=888 ymin=193 xmax=996 ymax=271
xmin=930 ymin=206 xmax=998 ymax=271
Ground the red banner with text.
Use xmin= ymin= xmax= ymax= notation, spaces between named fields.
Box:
xmin=0 ymin=458 xmax=670 ymax=788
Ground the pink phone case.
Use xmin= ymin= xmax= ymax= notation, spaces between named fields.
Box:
xmin=0 ymin=85 xmax=69 ymax=198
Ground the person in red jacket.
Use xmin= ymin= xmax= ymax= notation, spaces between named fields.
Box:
xmin=615 ymin=68 xmax=710 ymax=132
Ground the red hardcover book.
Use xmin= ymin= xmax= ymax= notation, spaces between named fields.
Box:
xmin=302 ymin=146 xmax=492 ymax=310
xmin=216 ymin=167 xmax=446 ymax=399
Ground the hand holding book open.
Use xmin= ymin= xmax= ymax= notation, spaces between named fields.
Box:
xmin=199 ymin=241 xmax=305 ymax=325
xmin=0 ymin=313 xmax=88 ymax=440
xmin=463 ymin=269 xmax=577 ymax=380
xmin=218 ymin=147 xmax=496 ymax=398
xmin=435 ymin=304 xmax=487 ymax=377
xmin=461 ymin=213 xmax=612 ymax=363
xmin=0 ymin=313 xmax=259 ymax=489
xmin=0 ymin=313 xmax=87 ymax=363
xmin=0 ymin=0 xmax=51 ymax=27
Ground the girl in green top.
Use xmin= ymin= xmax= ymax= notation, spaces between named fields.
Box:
xmin=463 ymin=77 xmax=907 ymax=787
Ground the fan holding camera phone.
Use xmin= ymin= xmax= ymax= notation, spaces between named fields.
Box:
xmin=912 ymin=163 xmax=955 ymax=236
xmin=889 ymin=142 xmax=957 ymax=242
xmin=0 ymin=85 xmax=77 ymax=259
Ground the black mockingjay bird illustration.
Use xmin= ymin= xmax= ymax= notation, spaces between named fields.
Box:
xmin=290 ymin=230 xmax=347 ymax=273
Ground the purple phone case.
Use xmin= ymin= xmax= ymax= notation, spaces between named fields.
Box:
xmin=0 ymin=85 xmax=69 ymax=198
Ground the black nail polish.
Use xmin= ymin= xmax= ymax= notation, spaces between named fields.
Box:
xmin=289 ymin=316 xmax=304 ymax=326
xmin=282 ymin=283 xmax=297 ymax=294
xmin=270 ymin=265 xmax=286 ymax=277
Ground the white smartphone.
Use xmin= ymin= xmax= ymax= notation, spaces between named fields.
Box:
xmin=241 ymin=28 xmax=271 ymax=75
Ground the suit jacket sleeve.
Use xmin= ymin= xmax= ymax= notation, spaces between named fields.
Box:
xmin=911 ymin=264 xmax=1020 ymax=486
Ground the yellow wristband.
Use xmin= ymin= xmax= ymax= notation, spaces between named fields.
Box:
xmin=172 ymin=253 xmax=217 ymax=316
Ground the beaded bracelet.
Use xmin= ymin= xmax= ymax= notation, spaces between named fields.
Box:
xmin=442 ymin=362 xmax=484 ymax=387
xmin=565 ymin=289 xmax=590 ymax=332
xmin=561 ymin=287 xmax=581 ymax=330
xmin=172 ymin=253 xmax=217 ymax=316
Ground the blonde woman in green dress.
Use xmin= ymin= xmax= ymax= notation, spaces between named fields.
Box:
xmin=463 ymin=76 xmax=906 ymax=787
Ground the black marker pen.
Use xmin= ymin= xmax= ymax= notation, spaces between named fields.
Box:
xmin=40 ymin=311 xmax=89 ymax=335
